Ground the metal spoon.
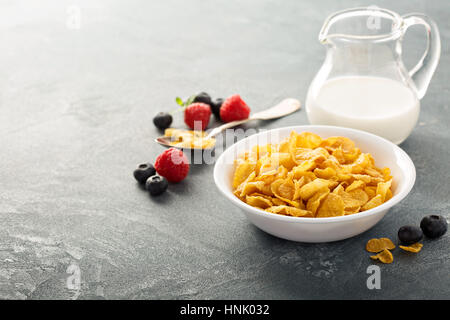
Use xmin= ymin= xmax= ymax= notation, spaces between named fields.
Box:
xmin=155 ymin=98 xmax=301 ymax=150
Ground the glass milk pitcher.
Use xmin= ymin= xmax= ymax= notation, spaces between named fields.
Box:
xmin=305 ymin=7 xmax=441 ymax=144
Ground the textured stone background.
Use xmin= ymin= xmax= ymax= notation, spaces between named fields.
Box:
xmin=0 ymin=0 xmax=448 ymax=299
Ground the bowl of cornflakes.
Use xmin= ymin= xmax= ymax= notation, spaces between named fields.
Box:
xmin=213 ymin=125 xmax=416 ymax=242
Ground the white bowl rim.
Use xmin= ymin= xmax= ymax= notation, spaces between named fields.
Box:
xmin=213 ymin=125 xmax=416 ymax=224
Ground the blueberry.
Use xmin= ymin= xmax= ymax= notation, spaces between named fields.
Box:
xmin=153 ymin=112 xmax=173 ymax=130
xmin=420 ymin=215 xmax=448 ymax=239
xmin=146 ymin=175 xmax=168 ymax=196
xmin=398 ymin=225 xmax=423 ymax=245
xmin=193 ymin=92 xmax=212 ymax=106
xmin=133 ymin=163 xmax=156 ymax=184
xmin=211 ymin=98 xmax=224 ymax=120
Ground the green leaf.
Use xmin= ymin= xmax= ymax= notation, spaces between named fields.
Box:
xmin=175 ymin=97 xmax=184 ymax=107
xmin=185 ymin=94 xmax=196 ymax=106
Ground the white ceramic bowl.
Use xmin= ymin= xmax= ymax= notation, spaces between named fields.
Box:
xmin=213 ymin=125 xmax=416 ymax=243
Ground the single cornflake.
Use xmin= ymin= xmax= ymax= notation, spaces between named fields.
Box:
xmin=370 ymin=248 xmax=394 ymax=264
xmin=366 ymin=237 xmax=395 ymax=253
xmin=399 ymin=242 xmax=423 ymax=253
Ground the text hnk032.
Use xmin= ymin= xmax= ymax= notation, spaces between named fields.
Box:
xmin=179 ymin=304 xmax=270 ymax=317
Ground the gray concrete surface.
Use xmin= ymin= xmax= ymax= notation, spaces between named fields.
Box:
xmin=0 ymin=0 xmax=448 ymax=299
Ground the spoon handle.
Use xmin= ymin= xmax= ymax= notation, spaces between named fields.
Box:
xmin=206 ymin=98 xmax=301 ymax=139
xmin=206 ymin=118 xmax=252 ymax=138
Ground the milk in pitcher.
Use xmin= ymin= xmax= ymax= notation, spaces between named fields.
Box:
xmin=306 ymin=76 xmax=420 ymax=144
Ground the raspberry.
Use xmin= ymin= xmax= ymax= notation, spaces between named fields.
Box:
xmin=184 ymin=103 xmax=211 ymax=130
xmin=154 ymin=148 xmax=190 ymax=183
xmin=220 ymin=94 xmax=250 ymax=123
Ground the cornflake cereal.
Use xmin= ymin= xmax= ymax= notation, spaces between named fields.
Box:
xmin=399 ymin=242 xmax=423 ymax=253
xmin=370 ymin=248 xmax=394 ymax=264
xmin=164 ymin=128 xmax=215 ymax=149
xmin=366 ymin=238 xmax=396 ymax=253
xmin=232 ymin=131 xmax=394 ymax=218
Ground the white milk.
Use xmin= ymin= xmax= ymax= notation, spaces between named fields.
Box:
xmin=306 ymin=76 xmax=420 ymax=144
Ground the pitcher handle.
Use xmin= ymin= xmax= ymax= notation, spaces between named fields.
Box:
xmin=401 ymin=14 xmax=441 ymax=99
